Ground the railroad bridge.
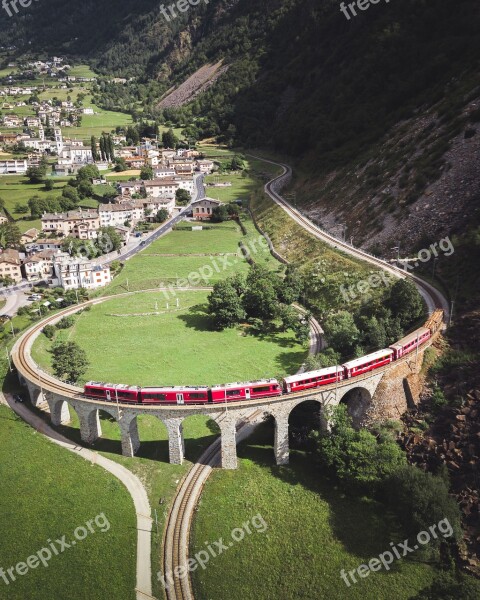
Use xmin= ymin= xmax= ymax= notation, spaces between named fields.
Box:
xmin=12 ymin=301 xmax=429 ymax=470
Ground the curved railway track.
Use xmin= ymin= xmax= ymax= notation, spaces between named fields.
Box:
xmin=11 ymin=158 xmax=450 ymax=600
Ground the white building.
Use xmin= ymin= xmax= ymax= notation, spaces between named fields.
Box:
xmin=51 ymin=253 xmax=111 ymax=290
xmin=0 ymin=159 xmax=28 ymax=174
xmin=98 ymin=203 xmax=144 ymax=228
xmin=144 ymin=178 xmax=179 ymax=198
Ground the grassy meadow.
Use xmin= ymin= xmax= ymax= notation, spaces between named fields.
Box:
xmin=0 ymin=405 xmax=136 ymax=600
xmin=31 ymin=290 xmax=307 ymax=386
xmin=191 ymin=422 xmax=437 ymax=600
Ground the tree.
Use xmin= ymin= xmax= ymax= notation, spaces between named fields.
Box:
xmin=97 ymin=227 xmax=123 ymax=253
xmin=208 ymin=279 xmax=245 ymax=329
xmin=154 ymin=209 xmax=169 ymax=223
xmin=310 ymin=405 xmax=406 ymax=489
xmin=162 ymin=128 xmax=178 ymax=149
xmin=90 ymin=136 xmax=100 ymax=162
xmin=61 ymin=185 xmax=80 ymax=205
xmin=387 ymin=279 xmax=424 ymax=328
xmin=304 ymin=347 xmax=341 ymax=371
xmin=43 ymin=325 xmax=56 ymax=339
xmin=140 ymin=166 xmax=154 ymax=180
xmin=44 ymin=179 xmax=55 ymax=191
xmin=381 ymin=465 xmax=462 ymax=547
xmin=411 ymin=572 xmax=480 ymax=600
xmin=26 ymin=164 xmax=47 ymax=184
xmin=242 ymin=265 xmax=279 ymax=322
xmin=211 ymin=205 xmax=229 ymax=222
xmin=0 ymin=222 xmax=22 ymax=249
xmin=77 ymin=164 xmax=100 ymax=181
xmin=230 ymin=155 xmax=246 ymax=170
xmin=323 ymin=311 xmax=360 ymax=358
xmin=114 ymin=157 xmax=127 ymax=172
xmin=99 ymin=135 xmax=106 ymax=161
xmin=51 ymin=341 xmax=89 ymax=383
xmin=175 ymin=188 xmax=191 ymax=206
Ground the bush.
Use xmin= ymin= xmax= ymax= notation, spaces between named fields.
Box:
xmin=56 ymin=316 xmax=75 ymax=330
xmin=43 ymin=324 xmax=56 ymax=339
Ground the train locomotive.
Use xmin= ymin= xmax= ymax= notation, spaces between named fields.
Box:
xmin=84 ymin=311 xmax=443 ymax=406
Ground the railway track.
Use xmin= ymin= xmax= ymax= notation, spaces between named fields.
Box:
xmin=250 ymin=155 xmax=450 ymax=319
xmin=162 ymin=410 xmax=263 ymax=600
xmin=11 ymin=158 xmax=450 ymax=600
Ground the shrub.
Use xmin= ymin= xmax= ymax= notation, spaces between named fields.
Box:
xmin=43 ymin=324 xmax=56 ymax=339
xmin=56 ymin=316 xmax=75 ymax=330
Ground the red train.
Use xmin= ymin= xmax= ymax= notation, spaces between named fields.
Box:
xmin=84 ymin=316 xmax=441 ymax=406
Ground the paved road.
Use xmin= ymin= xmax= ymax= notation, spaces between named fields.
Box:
xmin=2 ymin=290 xmax=31 ymax=317
xmin=3 ymin=393 xmax=154 ymax=600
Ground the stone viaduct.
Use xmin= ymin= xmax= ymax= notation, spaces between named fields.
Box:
xmin=12 ymin=297 xmax=431 ymax=470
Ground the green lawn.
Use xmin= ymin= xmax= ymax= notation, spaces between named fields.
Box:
xmin=0 ymin=405 xmax=136 ymax=600
xmin=191 ymin=422 xmax=437 ymax=600
xmin=107 ymin=216 xmax=274 ymax=294
xmin=31 ymin=291 xmax=306 ymax=386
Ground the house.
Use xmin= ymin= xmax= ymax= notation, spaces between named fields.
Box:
xmin=51 ymin=253 xmax=111 ymax=290
xmin=0 ymin=249 xmax=22 ymax=283
xmin=144 ymin=178 xmax=179 ymax=198
xmin=191 ymin=198 xmax=223 ymax=221
xmin=124 ymin=157 xmax=145 ymax=169
xmin=22 ymin=250 xmax=56 ymax=281
xmin=118 ymin=181 xmax=143 ymax=197
xmin=41 ymin=210 xmax=100 ymax=237
xmin=3 ymin=114 xmax=21 ymax=128
xmin=98 ymin=203 xmax=144 ymax=228
xmin=0 ymin=159 xmax=28 ymax=174
xmin=197 ymin=159 xmax=214 ymax=174
xmin=0 ymin=216 xmax=8 ymax=225
xmin=154 ymin=168 xmax=176 ymax=179
xmin=25 ymin=117 xmax=41 ymax=128
xmin=0 ymin=133 xmax=20 ymax=146
xmin=20 ymin=228 xmax=39 ymax=245
xmin=139 ymin=197 xmax=176 ymax=219
xmin=25 ymin=238 xmax=63 ymax=254
xmin=174 ymin=176 xmax=195 ymax=195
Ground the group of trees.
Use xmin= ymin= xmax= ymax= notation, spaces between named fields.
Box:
xmin=95 ymin=133 xmax=115 ymax=162
xmin=310 ymin=405 xmax=463 ymax=561
xmin=27 ymin=165 xmax=101 ymax=218
xmin=26 ymin=156 xmax=49 ymax=184
xmin=208 ymin=265 xmax=309 ymax=343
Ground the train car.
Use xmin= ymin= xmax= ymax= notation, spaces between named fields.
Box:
xmin=84 ymin=382 xmax=141 ymax=403
xmin=389 ymin=327 xmax=431 ymax=360
xmin=342 ymin=349 xmax=394 ymax=379
xmin=283 ymin=366 xmax=344 ymax=393
xmin=210 ymin=379 xmax=282 ymax=403
xmin=139 ymin=386 xmax=209 ymax=405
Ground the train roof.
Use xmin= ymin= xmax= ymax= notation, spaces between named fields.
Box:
xmin=284 ymin=366 xmax=340 ymax=385
xmin=141 ymin=386 xmax=209 ymax=392
xmin=211 ymin=379 xmax=279 ymax=390
xmin=342 ymin=348 xmax=393 ymax=370
xmin=390 ymin=327 xmax=430 ymax=349
xmin=85 ymin=381 xmax=141 ymax=391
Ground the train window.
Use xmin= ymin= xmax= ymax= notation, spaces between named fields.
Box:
xmin=144 ymin=393 xmax=166 ymax=401
xmin=253 ymin=386 xmax=270 ymax=393
xmin=189 ymin=393 xmax=207 ymax=399
xmin=226 ymin=389 xmax=242 ymax=397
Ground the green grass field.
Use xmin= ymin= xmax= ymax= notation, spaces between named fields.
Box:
xmin=31 ymin=291 xmax=307 ymax=386
xmin=0 ymin=405 xmax=136 ymax=600
xmin=106 ymin=216 xmax=274 ymax=294
xmin=191 ymin=422 xmax=436 ymax=600
xmin=0 ymin=175 xmax=69 ymax=232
